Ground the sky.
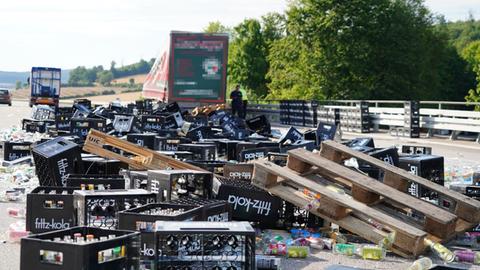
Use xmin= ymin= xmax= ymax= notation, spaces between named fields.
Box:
xmin=0 ymin=0 xmax=478 ymax=71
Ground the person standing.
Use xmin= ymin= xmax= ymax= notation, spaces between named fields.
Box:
xmin=230 ymin=84 xmax=243 ymax=117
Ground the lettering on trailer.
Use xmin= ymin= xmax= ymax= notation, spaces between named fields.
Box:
xmin=227 ymin=195 xmax=271 ymax=216
xmin=57 ymin=158 xmax=69 ymax=186
xmin=34 ymin=218 xmax=71 ymax=230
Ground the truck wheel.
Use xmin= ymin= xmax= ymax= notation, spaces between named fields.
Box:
xmin=8 ymin=103 xmax=11 ymax=106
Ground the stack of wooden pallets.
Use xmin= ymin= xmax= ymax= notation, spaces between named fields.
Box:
xmin=252 ymin=140 xmax=480 ymax=258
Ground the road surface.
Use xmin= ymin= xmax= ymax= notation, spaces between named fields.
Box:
xmin=0 ymin=101 xmax=478 ymax=269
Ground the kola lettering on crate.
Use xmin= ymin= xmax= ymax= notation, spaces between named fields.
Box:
xmin=227 ymin=195 xmax=271 ymax=216
xmin=34 ymin=218 xmax=70 ymax=230
xmin=228 ymin=171 xmax=252 ymax=180
xmin=207 ymin=212 xmax=229 ymax=222
xmin=140 ymin=243 xmax=161 ymax=257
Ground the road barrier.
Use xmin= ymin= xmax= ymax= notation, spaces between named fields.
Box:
xmin=246 ymin=100 xmax=480 ymax=143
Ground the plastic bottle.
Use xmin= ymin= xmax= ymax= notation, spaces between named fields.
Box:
xmin=455 ymin=250 xmax=480 ymax=264
xmin=424 ymin=238 xmax=455 ymax=262
xmin=359 ymin=245 xmax=385 ymax=261
xmin=333 ymin=243 xmax=356 ymax=256
xmin=407 ymin=257 xmax=433 ymax=270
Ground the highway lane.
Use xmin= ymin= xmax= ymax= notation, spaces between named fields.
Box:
xmin=0 ymin=101 xmax=478 ymax=269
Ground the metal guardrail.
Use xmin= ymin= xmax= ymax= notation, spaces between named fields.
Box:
xmin=246 ymin=100 xmax=480 ymax=143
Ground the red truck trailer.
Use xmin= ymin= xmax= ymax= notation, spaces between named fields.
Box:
xmin=143 ymin=31 xmax=229 ymax=105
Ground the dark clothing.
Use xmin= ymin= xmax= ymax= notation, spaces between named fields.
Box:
xmin=230 ymin=90 xmax=244 ymax=117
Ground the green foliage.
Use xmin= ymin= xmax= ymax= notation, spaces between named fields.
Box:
xmin=97 ymin=71 xmax=114 ymax=86
xmin=440 ymin=14 xmax=480 ymax=52
xmin=227 ymin=14 xmax=285 ymax=98
xmin=463 ymin=41 xmax=480 ymax=109
xmin=204 ymin=21 xmax=232 ymax=35
xmin=265 ymin=0 xmax=473 ymax=101
xmin=15 ymin=80 xmax=22 ymax=90
xmin=129 ymin=78 xmax=135 ymax=85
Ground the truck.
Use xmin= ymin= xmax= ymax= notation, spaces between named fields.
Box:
xmin=29 ymin=67 xmax=61 ymax=107
xmin=143 ymin=31 xmax=229 ymax=105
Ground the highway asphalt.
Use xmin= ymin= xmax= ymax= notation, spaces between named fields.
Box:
xmin=0 ymin=101 xmax=478 ymax=269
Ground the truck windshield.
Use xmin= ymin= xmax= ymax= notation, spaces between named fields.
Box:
xmin=31 ymin=69 xmax=61 ymax=97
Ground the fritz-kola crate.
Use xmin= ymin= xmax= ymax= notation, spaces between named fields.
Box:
xmin=212 ymin=176 xmax=281 ymax=226
xmin=26 ymin=187 xmax=78 ymax=234
xmin=32 ymin=137 xmax=83 ymax=187
xmin=20 ymin=226 xmax=140 ymax=270
xmin=74 ymin=189 xmax=156 ymax=230
xmin=0 ymin=141 xmax=32 ymax=161
xmin=153 ymin=221 xmax=255 ymax=270
xmin=147 ymin=170 xmax=213 ymax=201
xmin=118 ymin=203 xmax=204 ymax=270
xmin=66 ymin=174 xmax=126 ymax=190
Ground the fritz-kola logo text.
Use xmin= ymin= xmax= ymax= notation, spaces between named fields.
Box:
xmin=35 ymin=218 xmax=71 ymax=230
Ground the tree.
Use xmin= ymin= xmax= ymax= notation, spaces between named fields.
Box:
xmin=463 ymin=41 xmax=480 ymax=109
xmin=129 ymin=78 xmax=135 ymax=85
xmin=15 ymin=81 xmax=22 ymax=90
xmin=204 ymin=21 xmax=231 ymax=34
xmin=229 ymin=19 xmax=270 ymax=97
xmin=97 ymin=71 xmax=114 ymax=86
xmin=267 ymin=0 xmax=471 ymax=101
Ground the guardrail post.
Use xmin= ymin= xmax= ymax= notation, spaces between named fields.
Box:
xmin=404 ymin=101 xmax=420 ymax=138
xmin=359 ymin=101 xmax=370 ymax=133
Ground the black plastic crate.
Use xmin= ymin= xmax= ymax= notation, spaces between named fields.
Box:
xmin=277 ymin=200 xmax=324 ymax=229
xmin=0 ymin=141 xmax=32 ymax=161
xmin=66 ymin=174 xmax=125 ymax=190
xmin=212 ymin=176 xmax=281 ymax=226
xmin=178 ymin=143 xmax=217 ymax=160
xmin=157 ymin=137 xmax=191 ymax=151
xmin=147 ymin=170 xmax=213 ymax=202
xmin=21 ymin=226 xmax=140 ymax=270
xmin=128 ymin=171 xmax=149 ymax=189
xmin=170 ymin=197 xmax=232 ymax=222
xmin=239 ymin=147 xmax=281 ymax=162
xmin=186 ymin=160 xmax=227 ymax=174
xmin=267 ymin=152 xmax=288 ymax=167
xmin=344 ymin=137 xmax=375 ymax=148
xmin=70 ymin=118 xmax=107 ymax=141
xmin=402 ymin=145 xmax=432 ymax=155
xmin=399 ymin=155 xmax=444 ymax=200
xmin=140 ymin=115 xmax=165 ymax=133
xmin=118 ymin=203 xmax=204 ymax=270
xmin=316 ymin=122 xmax=337 ymax=145
xmin=22 ymin=118 xmax=51 ymax=133
xmin=246 ymin=115 xmax=271 ymax=135
xmin=278 ymin=127 xmax=303 ymax=145
xmin=157 ymin=151 xmax=193 ymax=161
xmin=154 ymin=221 xmax=255 ymax=270
xmin=186 ymin=126 xmax=214 ymax=141
xmin=81 ymin=156 xmax=127 ymax=175
xmin=32 ymin=137 xmax=83 ymax=186
xmin=26 ymin=187 xmax=78 ymax=234
xmin=127 ymin=133 xmax=159 ymax=150
xmin=223 ymin=163 xmax=254 ymax=181
xmin=56 ymin=113 xmax=73 ymax=131
xmin=74 ymin=189 xmax=156 ymax=229
xmin=113 ymin=115 xmax=139 ymax=134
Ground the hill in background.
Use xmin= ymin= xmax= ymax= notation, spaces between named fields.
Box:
xmin=0 ymin=70 xmax=70 ymax=88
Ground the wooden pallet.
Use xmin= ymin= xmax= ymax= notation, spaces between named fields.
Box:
xmin=319 ymin=140 xmax=480 ymax=224
xmin=287 ymin=148 xmax=461 ymax=239
xmin=83 ymin=129 xmax=207 ymax=172
xmin=252 ymin=160 xmax=427 ymax=258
